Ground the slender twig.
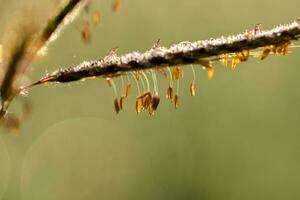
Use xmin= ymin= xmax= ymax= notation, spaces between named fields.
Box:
xmin=2 ymin=18 xmax=300 ymax=119
xmin=25 ymin=19 xmax=300 ymax=86
xmin=19 ymin=0 xmax=88 ymax=76
xmin=39 ymin=0 xmax=88 ymax=53
xmin=0 ymin=38 xmax=28 ymax=117
xmin=42 ymin=0 xmax=84 ymax=41
xmin=0 ymin=0 xmax=87 ymax=119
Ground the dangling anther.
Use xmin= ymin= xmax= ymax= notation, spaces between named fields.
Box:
xmin=114 ymin=97 xmax=120 ymax=114
xmin=232 ymin=50 xmax=250 ymax=69
xmin=166 ymin=67 xmax=174 ymax=101
xmin=152 ymin=38 xmax=161 ymax=49
xmin=106 ymin=77 xmax=112 ymax=87
xmin=109 ymin=78 xmax=121 ymax=114
xmin=190 ymin=82 xmax=196 ymax=97
xmin=135 ymin=97 xmax=143 ymax=113
xmin=190 ymin=65 xmax=196 ymax=96
xmin=172 ymin=65 xmax=183 ymax=80
xmin=149 ymin=69 xmax=160 ymax=113
xmin=254 ymin=23 xmax=262 ymax=35
xmin=119 ymin=96 xmax=124 ymax=110
xmin=220 ymin=54 xmax=228 ymax=68
xmin=199 ymin=60 xmax=214 ymax=79
xmin=207 ymin=66 xmax=214 ymax=80
xmin=103 ymin=47 xmax=118 ymax=61
xmin=166 ymin=86 xmax=173 ymax=100
xmin=152 ymin=95 xmax=160 ymax=111
xmin=124 ymin=83 xmax=131 ymax=98
xmin=174 ymin=94 xmax=179 ymax=109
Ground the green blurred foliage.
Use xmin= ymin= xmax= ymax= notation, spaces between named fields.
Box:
xmin=1 ymin=0 xmax=300 ymax=199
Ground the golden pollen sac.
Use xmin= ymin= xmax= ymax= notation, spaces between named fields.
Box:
xmin=152 ymin=95 xmax=160 ymax=111
xmin=254 ymin=23 xmax=262 ymax=34
xmin=152 ymin=38 xmax=161 ymax=49
xmin=134 ymin=71 xmax=141 ymax=80
xmin=245 ymin=30 xmax=254 ymax=39
xmin=106 ymin=78 xmax=112 ymax=87
xmin=172 ymin=66 xmax=183 ymax=80
xmin=231 ymin=51 xmax=250 ymax=69
xmin=80 ymin=21 xmax=91 ymax=44
xmin=231 ymin=57 xmax=241 ymax=69
xmin=174 ymin=95 xmax=179 ymax=109
xmin=199 ymin=60 xmax=214 ymax=79
xmin=190 ymin=82 xmax=196 ymax=96
xmin=135 ymin=92 xmax=152 ymax=113
xmin=148 ymin=103 xmax=154 ymax=115
xmin=240 ymin=50 xmax=250 ymax=61
xmin=114 ymin=98 xmax=120 ymax=114
xmin=274 ymin=42 xmax=290 ymax=56
xmin=92 ymin=12 xmax=101 ymax=26
xmin=207 ymin=66 xmax=214 ymax=80
xmin=119 ymin=96 xmax=124 ymax=110
xmin=147 ymin=95 xmax=155 ymax=115
xmin=135 ymin=98 xmax=143 ymax=113
xmin=142 ymin=92 xmax=152 ymax=109
xmin=260 ymin=42 xmax=291 ymax=60
xmin=112 ymin=0 xmax=121 ymax=13
xmin=166 ymin=86 xmax=173 ymax=100
xmin=220 ymin=54 xmax=228 ymax=68
xmin=124 ymin=83 xmax=131 ymax=97
xmin=260 ymin=48 xmax=271 ymax=60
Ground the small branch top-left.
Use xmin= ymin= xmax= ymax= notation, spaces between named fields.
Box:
xmin=0 ymin=0 xmax=88 ymax=128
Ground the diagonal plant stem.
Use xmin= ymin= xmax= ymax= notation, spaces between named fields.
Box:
xmin=2 ymin=18 xmax=300 ymax=120
xmin=0 ymin=37 xmax=29 ymax=117
xmin=0 ymin=0 xmax=87 ymax=119
xmin=25 ymin=19 xmax=300 ymax=87
xmin=42 ymin=0 xmax=84 ymax=41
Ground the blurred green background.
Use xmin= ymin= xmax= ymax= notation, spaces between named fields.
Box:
xmin=1 ymin=0 xmax=300 ymax=199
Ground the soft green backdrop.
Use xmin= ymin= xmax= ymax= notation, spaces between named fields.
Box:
xmin=1 ymin=0 xmax=300 ymax=199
